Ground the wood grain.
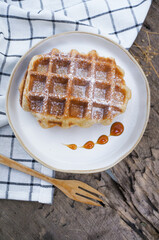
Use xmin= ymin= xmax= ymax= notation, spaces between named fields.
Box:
xmin=0 ymin=1 xmax=159 ymax=239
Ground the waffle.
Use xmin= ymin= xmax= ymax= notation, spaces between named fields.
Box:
xmin=19 ymin=49 xmax=131 ymax=128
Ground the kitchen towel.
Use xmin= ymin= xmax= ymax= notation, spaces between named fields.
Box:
xmin=0 ymin=0 xmax=151 ymax=204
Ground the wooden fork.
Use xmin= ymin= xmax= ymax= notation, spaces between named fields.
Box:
xmin=0 ymin=154 xmax=104 ymax=206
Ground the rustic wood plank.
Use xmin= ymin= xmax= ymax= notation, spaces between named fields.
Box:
xmin=0 ymin=1 xmax=159 ymax=240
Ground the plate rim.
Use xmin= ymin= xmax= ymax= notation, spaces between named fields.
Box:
xmin=6 ymin=31 xmax=150 ymax=173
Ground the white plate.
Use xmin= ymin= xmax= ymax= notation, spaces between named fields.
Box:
xmin=6 ymin=32 xmax=150 ymax=173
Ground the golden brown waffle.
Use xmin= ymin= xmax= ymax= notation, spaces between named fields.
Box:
xmin=19 ymin=49 xmax=131 ymax=128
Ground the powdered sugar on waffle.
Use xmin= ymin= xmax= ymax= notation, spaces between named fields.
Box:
xmin=20 ymin=49 xmax=131 ymax=128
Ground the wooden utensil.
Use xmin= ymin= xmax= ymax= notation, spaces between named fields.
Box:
xmin=0 ymin=154 xmax=104 ymax=206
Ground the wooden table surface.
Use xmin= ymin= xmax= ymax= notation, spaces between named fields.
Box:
xmin=0 ymin=1 xmax=159 ymax=240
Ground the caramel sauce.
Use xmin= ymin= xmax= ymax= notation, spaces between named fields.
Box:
xmin=65 ymin=122 xmax=124 ymax=150
xmin=110 ymin=122 xmax=124 ymax=136
xmin=83 ymin=141 xmax=95 ymax=149
xmin=97 ymin=135 xmax=109 ymax=145
xmin=66 ymin=144 xmax=77 ymax=150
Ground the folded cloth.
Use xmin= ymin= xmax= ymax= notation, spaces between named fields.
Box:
xmin=0 ymin=96 xmax=8 ymax=127
xmin=0 ymin=0 xmax=151 ymax=204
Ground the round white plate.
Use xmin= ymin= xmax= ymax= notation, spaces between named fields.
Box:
xmin=6 ymin=32 xmax=150 ymax=173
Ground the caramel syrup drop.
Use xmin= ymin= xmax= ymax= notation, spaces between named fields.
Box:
xmin=110 ymin=122 xmax=124 ymax=136
xmin=83 ymin=141 xmax=95 ymax=149
xmin=97 ymin=135 xmax=109 ymax=145
xmin=66 ymin=144 xmax=77 ymax=150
